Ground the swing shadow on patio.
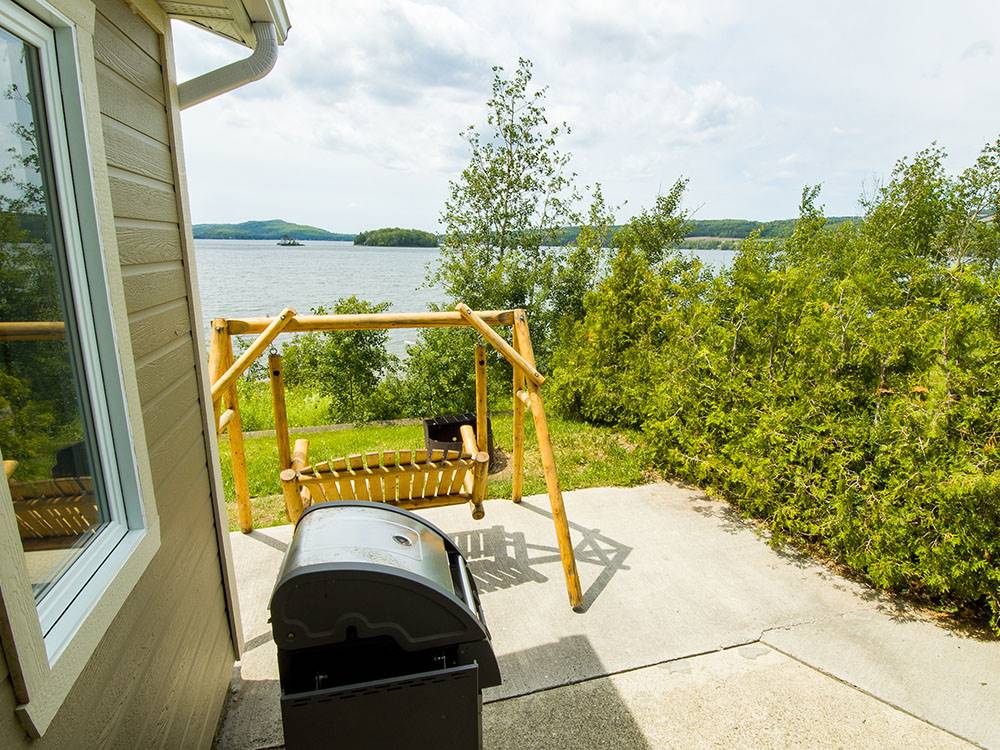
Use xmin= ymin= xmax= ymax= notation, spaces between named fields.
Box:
xmin=450 ymin=499 xmax=632 ymax=612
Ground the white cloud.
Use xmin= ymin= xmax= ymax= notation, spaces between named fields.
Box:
xmin=961 ymin=39 xmax=994 ymax=60
xmin=173 ymin=0 xmax=1000 ymax=229
xmin=683 ymin=81 xmax=757 ymax=133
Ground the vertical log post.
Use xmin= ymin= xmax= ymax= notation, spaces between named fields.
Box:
xmin=210 ymin=319 xmax=253 ymax=533
xmin=470 ymin=344 xmax=488 ymax=519
xmin=455 ymin=303 xmax=544 ymax=385
xmin=280 ymin=469 xmax=303 ymax=526
xmin=474 ymin=344 xmax=488 ymax=453
xmin=211 ymin=307 xmax=296 ymax=403
xmin=291 ymin=439 xmax=309 ymax=472
xmin=280 ymin=438 xmax=310 ymax=524
xmin=511 ymin=320 xmax=526 ymax=502
xmin=208 ymin=320 xmax=226 ymax=425
xmin=460 ymin=425 xmax=489 ymax=520
xmin=512 ymin=309 xmax=583 ymax=609
xmin=269 ymin=352 xmax=291 ymax=471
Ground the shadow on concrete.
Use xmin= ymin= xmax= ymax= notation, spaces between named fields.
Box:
xmin=243 ymin=631 xmax=272 ymax=653
xmin=484 ymin=634 xmax=651 ymax=749
xmin=690 ymin=497 xmax=753 ymax=536
xmin=452 ymin=500 xmax=632 ymax=612
xmin=246 ymin=530 xmax=289 ymax=554
xmin=452 ymin=524 xmax=549 ymax=593
xmin=217 ymin=635 xmax=649 ymax=750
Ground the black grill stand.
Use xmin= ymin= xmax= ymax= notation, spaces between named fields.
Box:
xmin=270 ymin=502 xmax=501 ymax=749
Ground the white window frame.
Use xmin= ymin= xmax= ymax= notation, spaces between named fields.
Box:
xmin=0 ymin=0 xmax=160 ymax=738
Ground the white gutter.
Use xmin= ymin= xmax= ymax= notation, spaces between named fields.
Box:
xmin=178 ymin=21 xmax=279 ymax=109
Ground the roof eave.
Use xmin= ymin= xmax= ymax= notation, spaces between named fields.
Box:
xmin=159 ymin=0 xmax=290 ymax=48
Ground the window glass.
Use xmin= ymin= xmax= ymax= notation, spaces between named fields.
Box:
xmin=0 ymin=24 xmax=111 ymax=602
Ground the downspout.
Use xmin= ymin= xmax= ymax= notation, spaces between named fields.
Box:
xmin=178 ymin=22 xmax=279 ymax=109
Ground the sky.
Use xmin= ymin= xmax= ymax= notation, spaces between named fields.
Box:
xmin=173 ymin=1 xmax=1000 ymax=232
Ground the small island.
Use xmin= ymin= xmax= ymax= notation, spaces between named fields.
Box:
xmin=354 ymin=227 xmax=439 ymax=247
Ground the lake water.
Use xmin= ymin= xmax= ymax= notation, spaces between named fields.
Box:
xmin=194 ymin=239 xmax=736 ymax=355
xmin=194 ymin=240 xmax=442 ymax=354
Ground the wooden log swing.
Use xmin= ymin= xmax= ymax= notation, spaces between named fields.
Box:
xmin=208 ymin=305 xmax=583 ymax=608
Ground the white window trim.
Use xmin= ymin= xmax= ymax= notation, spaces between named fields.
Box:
xmin=10 ymin=0 xmax=134 ymax=657
xmin=0 ymin=0 xmax=160 ymax=738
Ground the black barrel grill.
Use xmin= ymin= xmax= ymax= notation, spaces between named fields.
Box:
xmin=270 ymin=501 xmax=501 ymax=749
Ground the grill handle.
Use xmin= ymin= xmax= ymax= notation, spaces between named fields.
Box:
xmin=454 ymin=554 xmax=476 ymax=612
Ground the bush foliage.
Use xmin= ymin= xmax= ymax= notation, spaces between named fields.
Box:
xmin=277 ymin=296 xmax=400 ymax=423
xmin=552 ymin=142 xmax=1000 ymax=630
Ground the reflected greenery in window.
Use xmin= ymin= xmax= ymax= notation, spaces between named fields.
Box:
xmin=0 ymin=25 xmax=105 ymax=599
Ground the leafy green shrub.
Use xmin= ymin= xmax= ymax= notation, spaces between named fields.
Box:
xmin=391 ymin=325 xmax=516 ymax=418
xmin=234 ymin=380 xmax=333 ymax=432
xmin=279 ymin=296 xmax=400 ymax=423
xmin=553 ymin=141 xmax=1000 ymax=630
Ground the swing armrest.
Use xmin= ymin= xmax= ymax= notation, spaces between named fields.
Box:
xmin=280 ymin=438 xmax=311 ymax=525
xmin=460 ymin=425 xmax=488 ymax=520
xmin=459 ymin=425 xmax=489 ymax=464
xmin=292 ymin=439 xmax=309 ymax=472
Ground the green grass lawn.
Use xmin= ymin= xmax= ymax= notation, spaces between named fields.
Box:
xmin=219 ymin=414 xmax=652 ymax=531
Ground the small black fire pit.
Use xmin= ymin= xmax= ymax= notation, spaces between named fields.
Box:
xmin=423 ymin=412 xmax=496 ymax=471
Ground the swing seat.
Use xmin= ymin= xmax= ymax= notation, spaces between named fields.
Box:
xmin=280 ymin=424 xmax=489 ymax=524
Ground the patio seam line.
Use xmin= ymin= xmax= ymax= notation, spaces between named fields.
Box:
xmin=483 ymin=637 xmax=763 ymax=706
xmin=484 ymin=629 xmax=983 ymax=750
xmin=754 ymin=606 xmax=877 ymax=641
xmin=757 ymin=605 xmax=989 ymax=747
xmin=481 ymin=608 xmax=876 ymax=708
xmin=479 ymin=608 xmax=982 ymax=747
xmin=761 ymin=634 xmax=985 ymax=750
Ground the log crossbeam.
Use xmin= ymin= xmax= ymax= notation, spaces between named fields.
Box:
xmin=211 ymin=307 xmax=296 ymax=404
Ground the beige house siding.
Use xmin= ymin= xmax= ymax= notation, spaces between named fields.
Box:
xmin=0 ymin=0 xmax=235 ymax=746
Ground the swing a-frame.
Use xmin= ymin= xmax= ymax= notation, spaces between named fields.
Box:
xmin=208 ymin=304 xmax=583 ymax=608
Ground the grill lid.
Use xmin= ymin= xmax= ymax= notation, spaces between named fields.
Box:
xmin=282 ymin=503 xmax=456 ymax=594
xmin=270 ymin=502 xmax=488 ymax=652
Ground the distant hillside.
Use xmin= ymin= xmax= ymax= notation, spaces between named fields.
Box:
xmin=686 ymin=216 xmax=859 ymax=239
xmin=554 ymin=215 xmax=860 ymax=246
xmin=191 ymin=215 xmax=863 ymax=245
xmin=354 ymin=227 xmax=439 ymax=247
xmin=192 ymin=219 xmax=355 ymax=241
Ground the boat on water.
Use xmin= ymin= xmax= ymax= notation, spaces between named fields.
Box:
xmin=277 ymin=234 xmax=304 ymax=246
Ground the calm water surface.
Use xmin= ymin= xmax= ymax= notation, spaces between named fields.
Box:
xmin=195 ymin=240 xmax=443 ymax=354
xmin=194 ymin=239 xmax=735 ymax=355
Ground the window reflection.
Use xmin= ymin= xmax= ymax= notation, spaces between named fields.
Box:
xmin=0 ymin=25 xmax=108 ymax=601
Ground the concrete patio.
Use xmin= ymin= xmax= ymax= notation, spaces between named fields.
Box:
xmin=214 ymin=483 xmax=999 ymax=749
